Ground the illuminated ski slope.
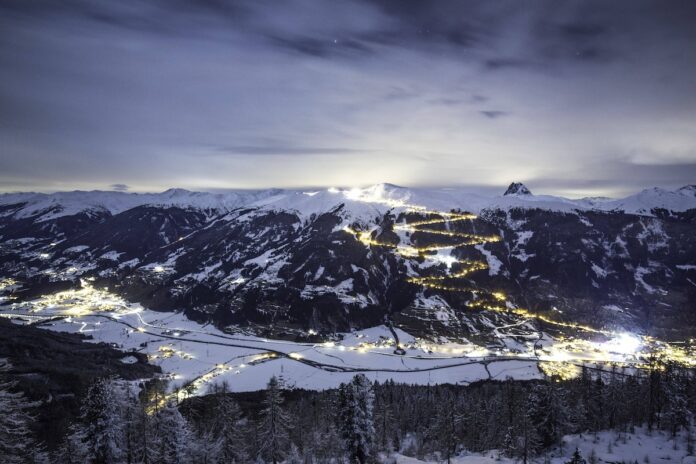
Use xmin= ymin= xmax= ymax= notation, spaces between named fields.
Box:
xmin=341 ymin=195 xmax=619 ymax=337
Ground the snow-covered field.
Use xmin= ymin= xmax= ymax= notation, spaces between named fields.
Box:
xmin=0 ymin=282 xmax=546 ymax=396
xmin=392 ymin=427 xmax=696 ymax=463
xmin=2 ymin=280 xmax=688 ymax=399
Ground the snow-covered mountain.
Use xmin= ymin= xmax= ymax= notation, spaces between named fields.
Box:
xmin=3 ymin=182 xmax=696 ymax=222
xmin=0 ymin=188 xmax=284 ymax=222
xmin=1 ymin=182 xmax=696 ymax=341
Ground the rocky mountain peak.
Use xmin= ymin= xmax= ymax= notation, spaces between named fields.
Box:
xmin=503 ymin=182 xmax=532 ymax=196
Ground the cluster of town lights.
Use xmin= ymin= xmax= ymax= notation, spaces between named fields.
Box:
xmin=0 ymin=278 xmax=18 ymax=291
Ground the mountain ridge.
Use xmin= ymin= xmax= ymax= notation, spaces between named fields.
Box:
xmin=2 ymin=183 xmax=696 ymax=223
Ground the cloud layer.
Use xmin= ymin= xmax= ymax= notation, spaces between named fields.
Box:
xmin=1 ymin=0 xmax=695 ymax=197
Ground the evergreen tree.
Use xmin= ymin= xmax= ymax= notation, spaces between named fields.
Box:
xmin=120 ymin=387 xmax=141 ymax=464
xmin=519 ymin=414 xmax=537 ymax=464
xmin=664 ymin=364 xmax=690 ymax=437
xmin=373 ymin=388 xmax=397 ymax=454
xmin=647 ymin=355 xmax=664 ymax=431
xmin=602 ymin=371 xmax=625 ymax=430
xmin=286 ymin=443 xmax=303 ymax=464
xmin=0 ymin=359 xmax=42 ymax=464
xmin=430 ymin=393 xmax=460 ymax=463
xmin=566 ymin=448 xmax=586 ymax=464
xmin=313 ymin=423 xmax=344 ymax=464
xmin=152 ymin=401 xmax=193 ymax=464
xmin=501 ymin=425 xmax=518 ymax=458
xmin=133 ymin=396 xmax=157 ymax=464
xmin=587 ymin=378 xmax=605 ymax=432
xmin=527 ymin=382 xmax=572 ymax=449
xmin=80 ymin=377 xmax=125 ymax=464
xmin=338 ymin=374 xmax=375 ymax=464
xmin=54 ymin=425 xmax=88 ymax=464
xmin=258 ymin=376 xmax=291 ymax=464
xmin=211 ymin=386 xmax=248 ymax=463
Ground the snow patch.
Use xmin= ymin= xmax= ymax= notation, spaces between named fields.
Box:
xmin=474 ymin=244 xmax=502 ymax=276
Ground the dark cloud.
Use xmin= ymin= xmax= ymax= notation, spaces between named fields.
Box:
xmin=470 ymin=95 xmax=489 ymax=104
xmin=110 ymin=183 xmax=129 ymax=191
xmin=559 ymin=22 xmax=607 ymax=39
xmin=361 ymin=0 xmax=478 ymax=48
xmin=212 ymin=145 xmax=370 ymax=156
xmin=480 ymin=110 xmax=508 ymax=119
xmin=484 ymin=58 xmax=536 ymax=71
xmin=268 ymin=35 xmax=374 ymax=59
xmin=430 ymin=98 xmax=465 ymax=107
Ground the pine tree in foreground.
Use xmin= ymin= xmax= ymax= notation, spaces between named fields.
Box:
xmin=152 ymin=400 xmax=194 ymax=464
xmin=566 ymin=448 xmax=587 ymax=464
xmin=208 ymin=382 xmax=248 ymax=463
xmin=430 ymin=393 xmax=460 ymax=463
xmin=258 ymin=376 xmax=291 ymax=464
xmin=54 ymin=423 xmax=88 ymax=464
xmin=664 ymin=363 xmax=691 ymax=437
xmin=312 ymin=422 xmax=344 ymax=463
xmin=79 ymin=377 xmax=125 ymax=464
xmin=286 ymin=443 xmax=303 ymax=464
xmin=527 ymin=382 xmax=572 ymax=449
xmin=339 ymin=374 xmax=375 ymax=464
xmin=373 ymin=384 xmax=398 ymax=456
xmin=120 ymin=387 xmax=142 ymax=464
xmin=0 ymin=359 xmax=43 ymax=464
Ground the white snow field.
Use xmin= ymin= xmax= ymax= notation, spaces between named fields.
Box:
xmin=1 ymin=280 xmax=685 ymax=399
xmin=0 ymin=282 xmax=544 ymax=397
xmin=391 ymin=426 xmax=696 ymax=463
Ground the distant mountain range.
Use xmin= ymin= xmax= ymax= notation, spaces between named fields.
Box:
xmin=2 ymin=182 xmax=696 ymax=342
xmin=3 ymin=183 xmax=696 ymax=220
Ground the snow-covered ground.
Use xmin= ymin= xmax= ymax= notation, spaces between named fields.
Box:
xmin=1 ymin=281 xmax=688 ymax=398
xmin=0 ymin=283 xmax=544 ymax=396
xmin=391 ymin=426 xmax=696 ymax=463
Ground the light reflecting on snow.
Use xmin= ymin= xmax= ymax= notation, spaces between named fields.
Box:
xmin=603 ymin=332 xmax=642 ymax=354
xmin=1 ymin=282 xmax=695 ymax=397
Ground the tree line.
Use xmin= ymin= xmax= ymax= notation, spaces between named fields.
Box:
xmin=2 ymin=358 xmax=696 ymax=463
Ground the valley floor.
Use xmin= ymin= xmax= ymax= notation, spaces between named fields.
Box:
xmin=0 ymin=280 xmax=691 ymax=399
xmin=1 ymin=282 xmax=542 ymax=397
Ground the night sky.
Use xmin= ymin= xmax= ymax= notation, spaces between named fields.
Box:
xmin=1 ymin=0 xmax=695 ymax=197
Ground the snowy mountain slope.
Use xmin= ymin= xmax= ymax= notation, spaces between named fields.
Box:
xmin=270 ymin=182 xmax=696 ymax=217
xmin=1 ymin=182 xmax=696 ymax=342
xmin=0 ymin=188 xmax=283 ymax=222
xmin=252 ymin=188 xmax=389 ymax=225
xmin=2 ymin=183 xmax=696 ymax=224
xmin=596 ymin=185 xmax=696 ymax=215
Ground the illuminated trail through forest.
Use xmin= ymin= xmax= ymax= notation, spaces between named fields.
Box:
xmin=343 ymin=204 xmax=612 ymax=337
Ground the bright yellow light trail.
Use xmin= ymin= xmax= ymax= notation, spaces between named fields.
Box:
xmin=343 ymin=205 xmax=625 ymax=339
